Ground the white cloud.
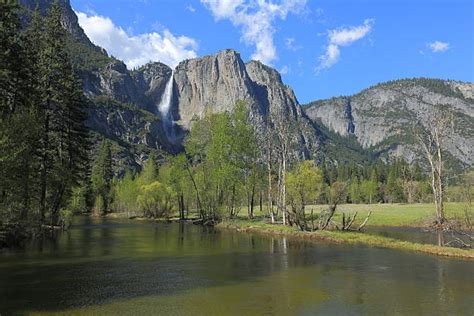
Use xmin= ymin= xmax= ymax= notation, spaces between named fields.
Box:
xmin=186 ymin=5 xmax=196 ymax=12
xmin=317 ymin=18 xmax=374 ymax=71
xmin=76 ymin=12 xmax=198 ymax=68
xmin=428 ymin=41 xmax=449 ymax=53
xmin=280 ymin=65 xmax=290 ymax=74
xmin=201 ymin=0 xmax=307 ymax=65
xmin=314 ymin=7 xmax=326 ymax=24
xmin=285 ymin=37 xmax=302 ymax=51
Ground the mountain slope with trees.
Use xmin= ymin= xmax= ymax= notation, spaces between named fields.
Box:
xmin=303 ymin=78 xmax=474 ymax=170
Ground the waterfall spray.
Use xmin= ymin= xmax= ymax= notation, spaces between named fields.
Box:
xmin=158 ymin=70 xmax=175 ymax=140
xmin=158 ymin=70 xmax=174 ymax=118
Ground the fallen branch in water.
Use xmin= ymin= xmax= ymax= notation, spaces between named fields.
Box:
xmin=41 ymin=224 xmax=62 ymax=230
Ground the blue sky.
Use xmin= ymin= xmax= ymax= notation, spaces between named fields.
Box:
xmin=71 ymin=0 xmax=474 ymax=103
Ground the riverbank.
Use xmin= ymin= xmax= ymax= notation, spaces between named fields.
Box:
xmin=217 ymin=220 xmax=474 ymax=259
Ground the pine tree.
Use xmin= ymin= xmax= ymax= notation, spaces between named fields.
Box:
xmin=35 ymin=4 xmax=89 ymax=225
xmin=0 ymin=2 xmax=41 ymax=222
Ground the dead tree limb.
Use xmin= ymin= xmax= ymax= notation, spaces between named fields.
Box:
xmin=342 ymin=212 xmax=358 ymax=231
xmin=358 ymin=211 xmax=372 ymax=231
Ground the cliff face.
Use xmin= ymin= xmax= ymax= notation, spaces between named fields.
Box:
xmin=173 ymin=50 xmax=323 ymax=157
xmin=304 ymin=79 xmax=474 ymax=166
xmin=173 ymin=49 xmax=258 ymax=126
xmin=83 ymin=60 xmax=172 ymax=114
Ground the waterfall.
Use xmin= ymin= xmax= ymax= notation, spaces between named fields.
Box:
xmin=158 ymin=70 xmax=174 ymax=119
xmin=158 ymin=70 xmax=175 ymax=140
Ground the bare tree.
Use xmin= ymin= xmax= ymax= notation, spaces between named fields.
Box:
xmin=275 ymin=119 xmax=291 ymax=226
xmin=415 ymin=111 xmax=453 ymax=226
xmin=264 ymin=124 xmax=277 ymax=223
xmin=318 ymin=181 xmax=347 ymax=230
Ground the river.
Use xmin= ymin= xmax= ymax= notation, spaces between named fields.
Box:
xmin=1 ymin=217 xmax=473 ymax=315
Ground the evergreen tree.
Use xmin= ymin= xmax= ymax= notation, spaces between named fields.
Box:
xmin=0 ymin=2 xmax=40 ymax=223
xmin=34 ymin=4 xmax=89 ymax=225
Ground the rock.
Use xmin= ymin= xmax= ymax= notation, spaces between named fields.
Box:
xmin=304 ymin=79 xmax=474 ymax=166
xmin=174 ymin=49 xmax=257 ymax=127
xmin=173 ymin=50 xmax=323 ymax=158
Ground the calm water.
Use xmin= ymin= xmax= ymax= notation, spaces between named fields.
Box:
xmin=1 ymin=217 xmax=473 ymax=315
xmin=366 ymin=226 xmax=460 ymax=246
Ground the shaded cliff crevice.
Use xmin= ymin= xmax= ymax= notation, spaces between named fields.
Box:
xmin=344 ymin=98 xmax=355 ymax=134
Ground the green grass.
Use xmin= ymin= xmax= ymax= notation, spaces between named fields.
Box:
xmin=218 ymin=219 xmax=474 ymax=259
xmin=235 ymin=202 xmax=471 ymax=227
xmin=110 ymin=202 xmax=471 ymax=229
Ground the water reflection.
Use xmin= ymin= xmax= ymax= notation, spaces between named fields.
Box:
xmin=367 ymin=226 xmax=466 ymax=248
xmin=0 ymin=217 xmax=473 ymax=315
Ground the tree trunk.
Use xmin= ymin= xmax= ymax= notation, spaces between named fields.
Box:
xmin=249 ymin=184 xmax=255 ymax=219
xmin=267 ymin=154 xmax=275 ymax=223
xmin=281 ymin=154 xmax=287 ymax=226
xmin=20 ymin=155 xmax=30 ymax=221
xmin=39 ymin=113 xmax=50 ymax=223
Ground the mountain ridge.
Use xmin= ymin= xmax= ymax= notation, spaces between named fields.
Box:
xmin=303 ymin=78 xmax=474 ymax=168
xmin=17 ymin=0 xmax=473 ymax=172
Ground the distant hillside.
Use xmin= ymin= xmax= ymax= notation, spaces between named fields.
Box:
xmin=303 ymin=78 xmax=474 ymax=169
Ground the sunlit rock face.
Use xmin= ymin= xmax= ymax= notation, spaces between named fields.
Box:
xmin=304 ymin=79 xmax=474 ymax=166
xmin=173 ymin=49 xmax=323 ymax=158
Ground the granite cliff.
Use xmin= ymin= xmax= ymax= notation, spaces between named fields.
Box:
xmin=304 ymin=79 xmax=474 ymax=167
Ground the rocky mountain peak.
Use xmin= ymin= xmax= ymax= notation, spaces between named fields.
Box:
xmin=173 ymin=49 xmax=257 ymax=127
xmin=19 ymin=0 xmax=101 ymax=52
xmin=245 ymin=60 xmax=283 ymax=86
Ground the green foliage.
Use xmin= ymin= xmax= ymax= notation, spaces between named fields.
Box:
xmin=112 ymin=170 xmax=140 ymax=213
xmin=184 ymin=103 xmax=261 ymax=220
xmin=136 ymin=155 xmax=157 ymax=186
xmin=64 ymin=35 xmax=112 ymax=71
xmin=287 ymin=160 xmax=323 ymax=208
xmin=68 ymin=186 xmax=88 ymax=214
xmin=137 ymin=181 xmax=175 ymax=218
xmin=35 ymin=4 xmax=90 ymax=225
xmin=1 ymin=3 xmax=89 ymax=236
xmin=286 ymin=160 xmax=323 ymax=229
xmin=93 ymin=195 xmax=105 ymax=216
xmin=0 ymin=2 xmax=40 ymax=224
xmin=386 ymin=171 xmax=403 ymax=203
xmin=360 ymin=180 xmax=378 ymax=204
xmin=320 ymin=159 xmax=433 ymax=204
xmin=111 ymin=155 xmax=178 ymax=219
xmin=91 ymin=140 xmax=113 ymax=214
xmin=348 ymin=179 xmax=362 ymax=203
xmin=59 ymin=208 xmax=73 ymax=229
